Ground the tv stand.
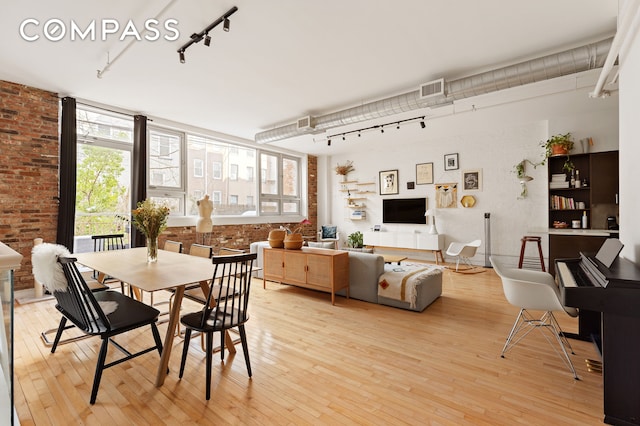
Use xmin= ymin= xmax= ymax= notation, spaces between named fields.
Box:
xmin=363 ymin=231 xmax=444 ymax=264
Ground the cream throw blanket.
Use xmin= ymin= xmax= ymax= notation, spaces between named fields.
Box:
xmin=32 ymin=243 xmax=118 ymax=315
xmin=378 ymin=265 xmax=442 ymax=309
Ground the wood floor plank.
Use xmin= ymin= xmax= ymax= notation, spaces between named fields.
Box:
xmin=13 ymin=266 xmax=605 ymax=425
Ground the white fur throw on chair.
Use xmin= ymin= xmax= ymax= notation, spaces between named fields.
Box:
xmin=32 ymin=243 xmax=117 ymax=315
xmin=32 ymin=243 xmax=72 ymax=293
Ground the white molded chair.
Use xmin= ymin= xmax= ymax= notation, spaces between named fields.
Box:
xmin=317 ymin=225 xmax=340 ymax=249
xmin=445 ymin=239 xmax=481 ymax=271
xmin=490 ymin=256 xmax=579 ymax=379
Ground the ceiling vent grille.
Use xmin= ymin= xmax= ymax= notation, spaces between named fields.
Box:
xmin=419 ymin=78 xmax=445 ymax=99
xmin=297 ymin=116 xmax=314 ymax=130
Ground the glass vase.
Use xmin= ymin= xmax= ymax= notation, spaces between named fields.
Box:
xmin=146 ymin=237 xmax=158 ymax=263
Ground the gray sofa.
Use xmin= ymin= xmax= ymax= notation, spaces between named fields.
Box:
xmin=249 ymin=241 xmax=441 ymax=311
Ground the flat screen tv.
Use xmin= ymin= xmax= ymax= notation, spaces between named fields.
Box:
xmin=383 ymin=198 xmax=427 ymax=224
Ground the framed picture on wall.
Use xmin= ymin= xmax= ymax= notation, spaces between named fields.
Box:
xmin=416 ymin=162 xmax=434 ymax=184
xmin=379 ymin=169 xmax=399 ymax=195
xmin=463 ymin=169 xmax=482 ymax=191
xmin=444 ymin=153 xmax=459 ymax=170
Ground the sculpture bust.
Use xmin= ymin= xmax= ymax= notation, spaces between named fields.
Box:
xmin=196 ymin=194 xmax=213 ymax=233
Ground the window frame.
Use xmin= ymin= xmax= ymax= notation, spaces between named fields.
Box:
xmin=147 ymin=125 xmax=308 ymax=226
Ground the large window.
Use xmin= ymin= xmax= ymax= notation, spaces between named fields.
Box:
xmin=148 ymin=128 xmax=184 ymax=215
xmin=259 ymin=153 xmax=301 ymax=215
xmin=184 ymin=135 xmax=260 ymax=216
xmin=74 ymin=107 xmax=133 ymax=252
xmin=76 ymin=107 xmax=304 ymax=223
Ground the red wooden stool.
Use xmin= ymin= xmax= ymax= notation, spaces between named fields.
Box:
xmin=518 ymin=236 xmax=545 ymax=271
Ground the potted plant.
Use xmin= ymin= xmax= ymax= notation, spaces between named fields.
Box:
xmin=347 ymin=231 xmax=364 ymax=249
xmin=541 ymin=132 xmax=574 ymax=172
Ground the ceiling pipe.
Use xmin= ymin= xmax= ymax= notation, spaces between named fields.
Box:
xmin=255 ymin=37 xmax=613 ymax=144
xmin=591 ymin=2 xmax=640 ymax=98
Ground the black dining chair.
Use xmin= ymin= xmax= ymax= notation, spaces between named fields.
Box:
xmin=178 ymin=252 xmax=257 ymax=400
xmin=52 ymin=256 xmax=164 ymax=404
xmin=90 ymin=233 xmax=127 ymax=293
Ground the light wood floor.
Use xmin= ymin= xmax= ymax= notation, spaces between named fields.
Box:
xmin=13 ymin=265 xmax=605 ymax=425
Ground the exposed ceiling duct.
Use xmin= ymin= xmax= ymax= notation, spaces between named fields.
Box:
xmin=255 ymin=37 xmax=613 ymax=144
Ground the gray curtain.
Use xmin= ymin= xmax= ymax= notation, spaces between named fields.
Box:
xmin=56 ymin=97 xmax=76 ymax=250
xmin=131 ymin=115 xmax=147 ymax=248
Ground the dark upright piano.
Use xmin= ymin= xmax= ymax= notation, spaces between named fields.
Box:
xmin=556 ymin=245 xmax=640 ymax=426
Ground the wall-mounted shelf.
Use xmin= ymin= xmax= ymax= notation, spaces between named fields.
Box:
xmin=340 ymin=179 xmax=371 ymax=220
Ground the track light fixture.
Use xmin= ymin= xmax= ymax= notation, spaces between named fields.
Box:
xmin=177 ymin=6 xmax=237 ymax=63
xmin=324 ymin=115 xmax=427 ymax=146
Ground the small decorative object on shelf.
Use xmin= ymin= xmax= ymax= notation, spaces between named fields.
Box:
xmin=283 ymin=233 xmax=303 ymax=250
xmin=280 ymin=218 xmax=311 ymax=250
xmin=268 ymin=229 xmax=286 ymax=248
xmin=131 ymin=199 xmax=170 ymax=263
xmin=542 ymin=132 xmax=574 ymax=172
xmin=335 ymin=160 xmax=355 ymax=181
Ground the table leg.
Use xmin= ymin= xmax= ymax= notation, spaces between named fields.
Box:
xmin=155 ymin=285 xmax=184 ymax=387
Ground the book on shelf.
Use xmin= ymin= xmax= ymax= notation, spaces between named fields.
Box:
xmin=550 ymin=195 xmax=576 ymax=210
xmin=549 ymin=181 xmax=570 ymax=189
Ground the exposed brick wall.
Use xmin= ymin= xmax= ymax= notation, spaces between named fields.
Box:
xmin=0 ymin=80 xmax=59 ymax=291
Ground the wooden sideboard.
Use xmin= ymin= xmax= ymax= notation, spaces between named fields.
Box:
xmin=262 ymin=247 xmax=349 ymax=305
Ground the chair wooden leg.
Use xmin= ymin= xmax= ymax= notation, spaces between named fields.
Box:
xmin=50 ymin=316 xmax=68 ymax=354
xmin=90 ymin=338 xmax=110 ymax=404
xmin=238 ymin=325 xmax=252 ymax=377
xmin=206 ymin=332 xmax=213 ymax=400
xmin=179 ymin=329 xmax=192 ymax=379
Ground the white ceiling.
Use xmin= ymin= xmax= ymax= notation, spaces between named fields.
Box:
xmin=0 ymin=1 xmax=618 ymax=155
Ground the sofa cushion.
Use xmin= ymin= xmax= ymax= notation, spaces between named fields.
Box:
xmin=308 ymin=241 xmax=335 ymax=249
xmin=343 ymin=247 xmax=374 ymax=253
xmin=320 ymin=225 xmax=337 ymax=239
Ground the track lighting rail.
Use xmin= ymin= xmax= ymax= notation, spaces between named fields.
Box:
xmin=325 ymin=115 xmax=426 ymax=146
xmin=177 ymin=6 xmax=238 ymax=63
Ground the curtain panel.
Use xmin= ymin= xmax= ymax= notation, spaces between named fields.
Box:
xmin=131 ymin=115 xmax=148 ymax=248
xmin=56 ymin=97 xmax=76 ymax=250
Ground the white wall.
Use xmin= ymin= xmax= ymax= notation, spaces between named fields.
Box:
xmin=320 ymin=82 xmax=618 ymax=266
xmin=618 ymin=9 xmax=640 ymax=262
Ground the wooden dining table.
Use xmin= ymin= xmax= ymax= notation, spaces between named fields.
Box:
xmin=74 ymin=246 xmax=230 ymax=387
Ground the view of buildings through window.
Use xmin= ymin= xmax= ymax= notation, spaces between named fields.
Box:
xmin=73 ymin=106 xmax=303 ymax=251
